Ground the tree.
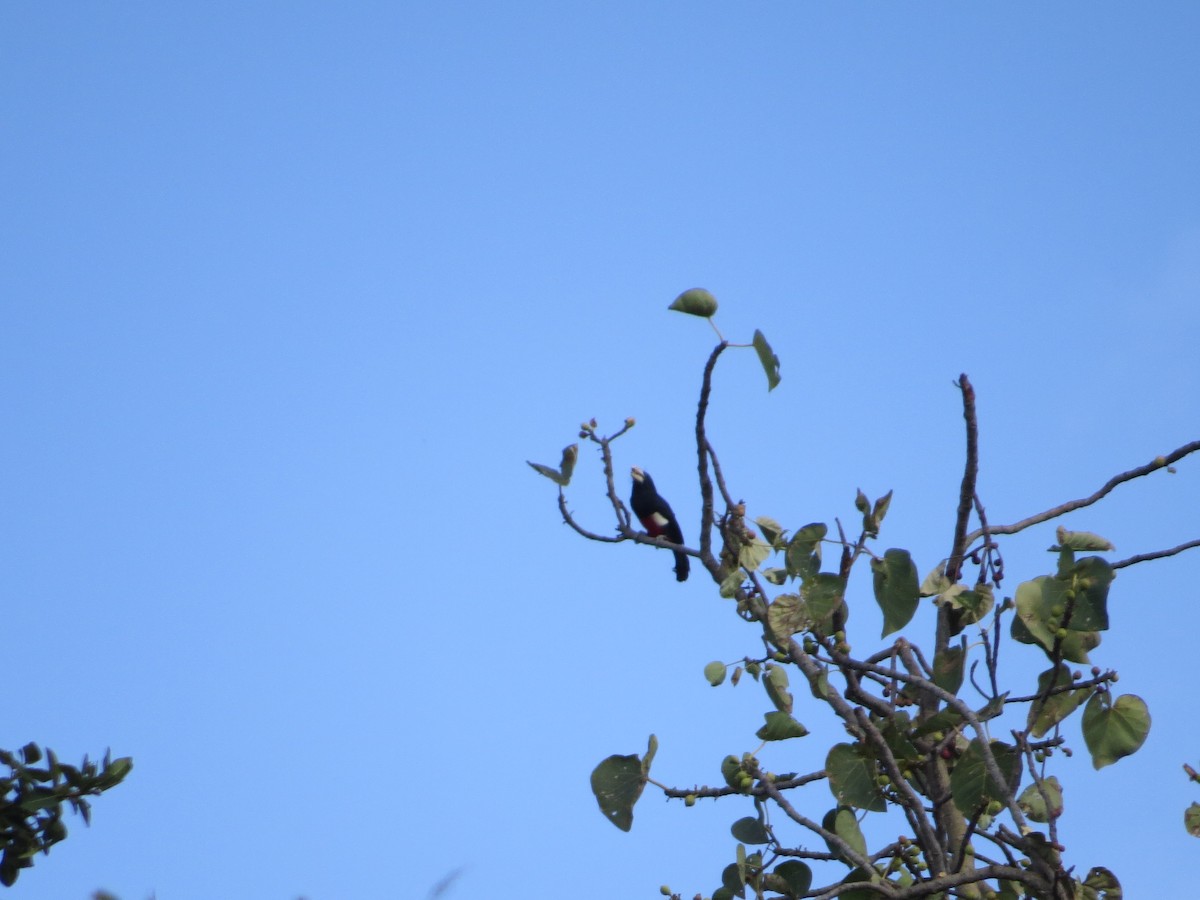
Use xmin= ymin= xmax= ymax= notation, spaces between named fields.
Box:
xmin=529 ymin=290 xmax=1198 ymax=900
xmin=0 ymin=743 xmax=132 ymax=887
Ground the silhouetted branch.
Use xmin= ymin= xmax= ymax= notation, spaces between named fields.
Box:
xmin=1111 ymin=538 xmax=1200 ymax=569
xmin=695 ymin=342 xmax=730 ymax=569
xmin=964 ymin=440 xmax=1200 ymax=545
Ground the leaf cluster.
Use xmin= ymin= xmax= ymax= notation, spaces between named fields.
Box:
xmin=532 ymin=292 xmax=1196 ymax=900
xmin=0 ymin=743 xmax=132 ymax=887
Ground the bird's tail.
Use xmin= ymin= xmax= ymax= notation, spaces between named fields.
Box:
xmin=673 ymin=551 xmax=689 ymax=582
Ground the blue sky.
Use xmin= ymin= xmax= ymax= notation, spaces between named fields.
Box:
xmin=2 ymin=3 xmax=1198 ymax=898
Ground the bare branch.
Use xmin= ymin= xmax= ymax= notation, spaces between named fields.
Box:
xmin=1111 ymin=538 xmax=1200 ymax=569
xmin=657 ymin=770 xmax=826 ymax=802
xmin=749 ymin=760 xmax=882 ymax=882
xmin=695 ymin=342 xmax=730 ymax=573
xmin=938 ymin=375 xmax=979 ymax=656
xmin=557 ymin=490 xmax=625 ymax=542
xmin=964 ymin=439 xmax=1200 ymax=545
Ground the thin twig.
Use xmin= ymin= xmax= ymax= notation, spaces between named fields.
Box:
xmin=695 ymin=342 xmax=729 ymax=568
xmin=938 ymin=375 xmax=979 ymax=657
xmin=964 ymin=440 xmax=1200 ymax=545
xmin=1112 ymin=538 xmax=1200 ymax=569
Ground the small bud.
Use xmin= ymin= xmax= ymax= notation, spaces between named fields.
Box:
xmin=684 ymin=794 xmax=696 ymax=807
xmin=660 ymin=886 xmax=671 ymax=896
xmin=1091 ymin=666 xmax=1101 ymax=677
xmin=1072 ymin=670 xmax=1082 ymax=680
xmin=625 ymin=417 xmax=635 ymax=428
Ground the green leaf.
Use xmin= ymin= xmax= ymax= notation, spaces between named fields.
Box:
xmin=834 ymin=868 xmax=879 ymax=900
xmin=558 ymin=444 xmax=578 ymax=484
xmin=872 ymin=548 xmax=920 ymax=637
xmin=755 ymin=516 xmax=786 ymax=548
xmin=1055 ymin=527 xmax=1115 ymax=552
xmin=704 ymin=661 xmax=728 ymax=686
xmin=752 ymin=329 xmax=781 ymax=391
xmin=1079 ymin=866 xmax=1122 ymax=899
xmin=590 ymin=753 xmax=647 ymax=831
xmin=977 ymin=692 xmax=1008 ymax=722
xmin=914 ymin=706 xmax=964 ymax=739
xmin=802 ymin=572 xmax=845 ymax=627
xmin=756 ymin=711 xmax=809 ymax=741
xmin=669 ymin=287 xmax=719 ymax=317
xmin=871 ymin=491 xmax=893 ymax=528
xmin=643 ymin=734 xmax=658 ymax=773
xmin=739 ymin=539 xmax=772 ymax=572
xmin=719 ymin=569 xmax=745 ymax=598
xmin=773 ymin=860 xmax=813 ymax=897
xmin=1185 ymin=802 xmax=1200 ymax=837
xmin=99 ymin=756 xmax=133 ymax=787
xmin=932 ymin=645 xmax=965 ymax=695
xmin=526 ymin=444 xmax=578 ymax=486
xmin=762 ymin=567 xmax=788 ymax=585
xmin=920 ymin=564 xmax=952 ymax=597
xmin=731 ymin=816 xmax=770 ymax=844
xmin=785 ymin=523 xmax=826 ymax=579
xmin=720 ymin=861 xmax=743 ymax=893
xmin=826 ymin=743 xmax=886 ymax=812
xmin=1027 ymin=666 xmax=1090 ymax=738
xmin=1012 ymin=575 xmax=1065 ymax=653
xmin=1058 ymin=629 xmax=1101 ymax=665
xmin=1017 ymin=776 xmax=1063 ymax=823
xmin=766 ymin=593 xmax=811 ymax=644
xmin=17 ymin=789 xmax=59 ymax=813
xmin=721 ymin=755 xmax=743 ymax=790
xmin=821 ymin=806 xmax=868 ymax=863
xmin=764 ymin=665 xmax=793 ymax=715
xmin=941 ymin=584 xmax=994 ymax=629
xmin=806 ymin=667 xmax=831 ymax=700
xmin=950 ymin=740 xmax=1021 ymax=814
xmin=1083 ymin=693 xmax=1150 ymax=769
xmin=1068 ymin=556 xmax=1113 ymax=632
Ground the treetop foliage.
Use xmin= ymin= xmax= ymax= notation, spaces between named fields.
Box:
xmin=530 ymin=292 xmax=1199 ymax=900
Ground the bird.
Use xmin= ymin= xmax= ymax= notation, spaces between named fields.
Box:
xmin=630 ymin=466 xmax=689 ymax=582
